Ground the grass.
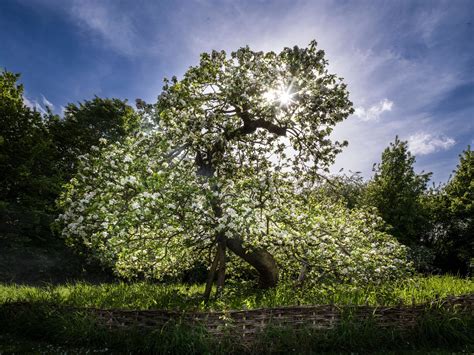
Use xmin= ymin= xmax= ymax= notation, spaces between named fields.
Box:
xmin=0 ymin=301 xmax=472 ymax=354
xmin=0 ymin=275 xmax=472 ymax=311
xmin=0 ymin=275 xmax=472 ymax=353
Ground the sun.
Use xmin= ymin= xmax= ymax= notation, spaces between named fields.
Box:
xmin=263 ymin=86 xmax=294 ymax=106
xmin=278 ymin=91 xmax=293 ymax=105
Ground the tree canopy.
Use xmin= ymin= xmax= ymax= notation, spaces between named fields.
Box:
xmin=0 ymin=71 xmax=58 ymax=204
xmin=47 ymin=96 xmax=141 ymax=180
xmin=426 ymin=146 xmax=473 ymax=273
xmin=0 ymin=70 xmax=60 ymax=241
xmin=364 ymin=136 xmax=431 ymax=246
xmin=58 ymin=42 xmax=411 ymax=297
xmin=0 ymin=70 xmax=141 ymax=244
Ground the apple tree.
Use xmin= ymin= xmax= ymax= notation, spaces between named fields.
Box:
xmin=58 ymin=42 xmax=410 ymax=297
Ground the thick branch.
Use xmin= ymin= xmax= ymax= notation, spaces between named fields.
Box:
xmin=225 ymin=107 xmax=287 ymax=140
xmin=226 ymin=237 xmax=278 ymax=288
xmin=193 ymin=108 xmax=280 ymax=290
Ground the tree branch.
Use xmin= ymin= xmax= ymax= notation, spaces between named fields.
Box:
xmin=225 ymin=106 xmax=287 ymax=140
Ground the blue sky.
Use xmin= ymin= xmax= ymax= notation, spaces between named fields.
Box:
xmin=1 ymin=0 xmax=473 ymax=183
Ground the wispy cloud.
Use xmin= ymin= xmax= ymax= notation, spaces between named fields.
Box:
xmin=22 ymin=95 xmax=34 ymax=109
xmin=41 ymin=95 xmax=54 ymax=110
xmin=415 ymin=7 xmax=444 ymax=45
xmin=22 ymin=94 xmax=46 ymax=114
xmin=354 ymin=99 xmax=394 ymax=122
xmin=408 ymin=133 xmax=456 ymax=155
xmin=69 ymin=0 xmax=138 ymax=56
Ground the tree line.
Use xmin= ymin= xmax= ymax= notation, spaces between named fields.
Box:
xmin=0 ymin=70 xmax=141 ymax=244
xmin=319 ymin=138 xmax=472 ymax=274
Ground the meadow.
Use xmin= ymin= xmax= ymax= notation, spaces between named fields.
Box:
xmin=1 ymin=275 xmax=473 ymax=311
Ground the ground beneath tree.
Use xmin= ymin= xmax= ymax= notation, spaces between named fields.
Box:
xmin=0 ymin=238 xmax=113 ymax=285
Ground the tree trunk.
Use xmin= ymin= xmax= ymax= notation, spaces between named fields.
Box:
xmin=203 ymin=249 xmax=220 ymax=302
xmin=216 ymin=241 xmax=226 ymax=296
xmin=297 ymin=260 xmax=308 ymax=287
xmin=226 ymin=237 xmax=278 ymax=288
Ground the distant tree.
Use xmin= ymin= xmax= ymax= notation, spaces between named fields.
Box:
xmin=48 ymin=96 xmax=141 ymax=179
xmin=445 ymin=146 xmax=474 ymax=220
xmin=0 ymin=70 xmax=60 ymax=241
xmin=426 ymin=146 xmax=473 ymax=274
xmin=316 ymin=171 xmax=366 ymax=209
xmin=0 ymin=71 xmax=141 ymax=243
xmin=364 ymin=137 xmax=431 ymax=246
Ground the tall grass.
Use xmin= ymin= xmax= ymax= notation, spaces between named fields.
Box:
xmin=0 ymin=275 xmax=472 ymax=311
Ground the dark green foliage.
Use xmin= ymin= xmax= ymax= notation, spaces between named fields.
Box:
xmin=364 ymin=136 xmax=431 ymax=246
xmin=254 ymin=310 xmax=473 ymax=354
xmin=47 ymin=96 xmax=141 ymax=180
xmin=0 ymin=302 xmax=217 ymax=354
xmin=364 ymin=138 xmax=472 ymax=274
xmin=0 ymin=239 xmax=113 ymax=285
xmin=424 ymin=146 xmax=474 ymax=274
xmin=0 ymin=70 xmax=140 ymax=245
xmin=0 ymin=70 xmax=61 ymax=243
xmin=446 ymin=146 xmax=474 ymax=218
xmin=316 ymin=171 xmax=366 ymax=209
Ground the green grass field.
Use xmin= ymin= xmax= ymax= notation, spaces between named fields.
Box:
xmin=0 ymin=275 xmax=472 ymax=311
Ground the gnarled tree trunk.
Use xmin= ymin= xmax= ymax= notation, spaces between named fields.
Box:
xmin=226 ymin=237 xmax=278 ymax=288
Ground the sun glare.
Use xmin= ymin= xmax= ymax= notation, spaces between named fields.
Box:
xmin=279 ymin=91 xmax=292 ymax=105
xmin=263 ymin=86 xmax=294 ymax=106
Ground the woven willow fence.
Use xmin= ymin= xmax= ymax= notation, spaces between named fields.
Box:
xmin=3 ymin=295 xmax=472 ymax=339
xmin=87 ymin=294 xmax=473 ymax=338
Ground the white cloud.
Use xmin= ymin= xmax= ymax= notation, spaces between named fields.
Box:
xmin=69 ymin=0 xmax=137 ymax=56
xmin=22 ymin=95 xmax=34 ymax=109
xmin=408 ymin=133 xmax=455 ymax=155
xmin=354 ymin=98 xmax=394 ymax=122
xmin=34 ymin=102 xmax=46 ymax=115
xmin=22 ymin=94 xmax=46 ymax=114
xmin=42 ymin=95 xmax=55 ymax=110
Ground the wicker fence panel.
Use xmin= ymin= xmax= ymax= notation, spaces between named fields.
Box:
xmin=82 ymin=294 xmax=474 ymax=338
xmin=3 ymin=294 xmax=473 ymax=340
